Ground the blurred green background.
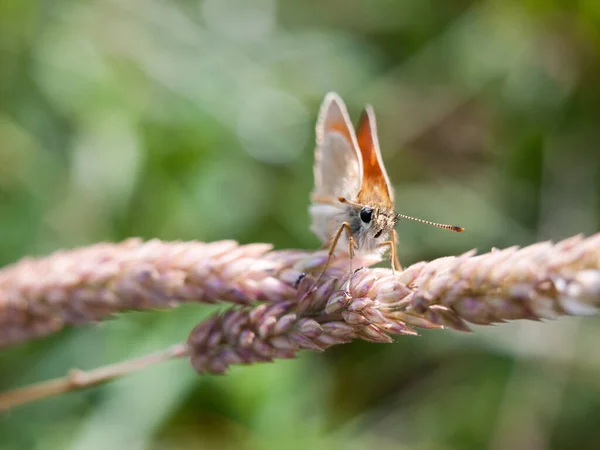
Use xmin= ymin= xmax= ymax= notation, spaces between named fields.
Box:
xmin=1 ymin=0 xmax=600 ymax=449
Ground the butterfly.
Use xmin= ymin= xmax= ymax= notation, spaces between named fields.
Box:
xmin=308 ymin=92 xmax=464 ymax=289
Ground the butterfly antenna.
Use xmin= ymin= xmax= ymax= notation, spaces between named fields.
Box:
xmin=396 ymin=213 xmax=464 ymax=232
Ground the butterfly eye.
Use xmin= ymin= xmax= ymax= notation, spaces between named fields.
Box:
xmin=360 ymin=207 xmax=373 ymax=224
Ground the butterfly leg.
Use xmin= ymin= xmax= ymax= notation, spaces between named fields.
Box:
xmin=376 ymin=229 xmax=402 ymax=273
xmin=304 ymin=222 xmax=355 ymax=298
xmin=391 ymin=229 xmax=402 ymax=272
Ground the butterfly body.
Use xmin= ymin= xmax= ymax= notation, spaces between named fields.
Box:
xmin=310 ymin=202 xmax=396 ymax=255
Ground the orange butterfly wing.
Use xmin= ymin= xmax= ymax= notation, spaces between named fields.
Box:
xmin=355 ymin=106 xmax=394 ymax=209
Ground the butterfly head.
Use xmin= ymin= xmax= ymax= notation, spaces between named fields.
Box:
xmin=358 ymin=204 xmax=397 ymax=239
xmin=339 ymin=197 xmax=397 ymax=250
